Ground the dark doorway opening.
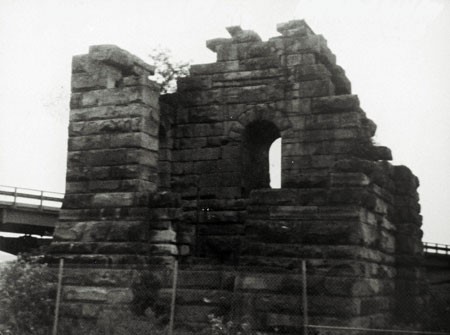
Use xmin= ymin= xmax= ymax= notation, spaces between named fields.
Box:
xmin=241 ymin=120 xmax=281 ymax=197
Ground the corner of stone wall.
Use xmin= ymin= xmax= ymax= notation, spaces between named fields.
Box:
xmin=47 ymin=45 xmax=181 ymax=333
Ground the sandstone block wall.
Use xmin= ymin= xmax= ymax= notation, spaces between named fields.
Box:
xmin=47 ymin=45 xmax=180 ymax=330
xmin=49 ymin=20 xmax=427 ymax=333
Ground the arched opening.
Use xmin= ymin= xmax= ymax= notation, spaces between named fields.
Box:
xmin=269 ymin=138 xmax=281 ymax=189
xmin=241 ymin=120 xmax=281 ymax=196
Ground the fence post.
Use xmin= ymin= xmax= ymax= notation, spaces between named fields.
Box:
xmin=302 ymin=260 xmax=308 ymax=335
xmin=168 ymin=259 xmax=179 ymax=335
xmin=195 ymin=180 xmax=200 ymax=256
xmin=52 ymin=258 xmax=64 ymax=335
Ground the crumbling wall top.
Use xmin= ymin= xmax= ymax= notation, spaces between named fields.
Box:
xmin=88 ymin=44 xmax=155 ymax=75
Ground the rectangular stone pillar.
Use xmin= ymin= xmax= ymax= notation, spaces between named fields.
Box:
xmin=46 ymin=45 xmax=177 ymax=332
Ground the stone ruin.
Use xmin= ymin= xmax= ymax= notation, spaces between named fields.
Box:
xmin=46 ymin=20 xmax=427 ymax=333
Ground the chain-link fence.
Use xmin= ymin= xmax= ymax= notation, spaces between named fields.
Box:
xmin=2 ymin=256 xmax=449 ymax=335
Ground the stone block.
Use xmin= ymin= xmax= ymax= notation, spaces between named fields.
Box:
xmin=68 ymin=134 xmax=110 ymax=151
xmin=199 ymin=186 xmax=241 ymax=199
xmin=70 ymin=86 xmax=159 ymax=109
xmin=215 ymin=41 xmax=274 ymax=61
xmin=72 ymin=54 xmax=91 ymax=73
xmin=175 ymin=123 xmax=224 ymax=138
xmin=222 ymin=84 xmax=284 ymax=104
xmin=190 ymin=61 xmax=239 ymax=75
xmin=311 ymin=94 xmax=360 ymax=113
xmin=149 ymin=207 xmax=181 ymax=220
xmin=110 ymin=133 xmax=158 ymax=150
xmin=285 ymin=53 xmax=316 ymax=66
xmin=69 ymin=118 xmax=144 ymax=137
xmin=63 ymin=268 xmax=150 ymax=287
xmin=330 ymin=173 xmax=371 ymax=187
xmin=149 ymin=229 xmax=176 ymax=243
xmin=277 ymin=20 xmax=314 ymax=37
xmin=289 ymin=79 xmax=335 ymax=98
xmin=47 ymin=242 xmax=96 ymax=254
xmin=106 ymin=221 xmax=147 ymax=241
xmin=304 ymin=111 xmax=361 ymax=130
xmin=226 ymin=26 xmax=261 ymax=42
xmin=174 ymin=137 xmax=207 ymax=149
xmin=177 ymin=76 xmax=212 ymax=91
xmin=53 ymin=222 xmax=86 ymax=241
xmin=95 ymin=242 xmax=147 ymax=254
xmin=187 ymin=105 xmax=224 ymax=123
xmin=122 ymin=74 xmax=159 ymax=88
xmin=331 ymin=64 xmax=352 ymax=94
xmin=193 ymin=160 xmax=218 ymax=174
xmin=70 ymin=105 xmax=155 ymax=123
xmin=283 ymin=98 xmax=311 ymax=115
xmin=212 ymin=68 xmax=282 ymax=82
xmin=284 ymin=34 xmax=326 ymax=54
xmin=291 ymin=64 xmax=331 ymax=81
xmin=89 ymin=192 xmax=138 ymax=208
xmin=80 ymin=221 xmax=113 ymax=242
xmin=71 ymin=67 xmax=122 ymax=92
xmin=89 ymin=45 xmax=155 ymax=75
xmin=193 ymin=147 xmax=221 ymax=161
xmin=239 ymin=57 xmax=280 ymax=70
xmin=206 ymin=37 xmax=231 ymax=52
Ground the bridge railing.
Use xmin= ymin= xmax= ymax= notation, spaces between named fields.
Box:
xmin=0 ymin=185 xmax=63 ymax=211
xmin=423 ymin=242 xmax=450 ymax=255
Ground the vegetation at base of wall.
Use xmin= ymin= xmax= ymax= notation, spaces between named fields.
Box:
xmin=200 ymin=314 xmax=257 ymax=335
xmin=74 ymin=313 xmax=167 ymax=335
xmin=0 ymin=255 xmax=56 ymax=335
xmin=131 ymin=271 xmax=170 ymax=323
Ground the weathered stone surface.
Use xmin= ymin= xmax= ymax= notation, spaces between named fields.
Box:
xmin=277 ymin=19 xmax=315 ymax=37
xmin=51 ymin=20 xmax=427 ymax=334
xmin=89 ymin=45 xmax=155 ymax=75
xmin=312 ymin=94 xmax=360 ymax=112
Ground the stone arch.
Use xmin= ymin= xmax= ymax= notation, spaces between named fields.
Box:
xmin=225 ymin=105 xmax=292 ymax=196
xmin=227 ymin=105 xmax=293 ymax=139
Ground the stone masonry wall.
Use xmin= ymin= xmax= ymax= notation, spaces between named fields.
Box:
xmin=48 ymin=20 xmax=427 ymax=334
xmin=170 ymin=20 xmax=391 ymax=263
xmin=46 ymin=45 xmax=180 ymax=332
xmin=166 ymin=20 xmax=426 ymax=331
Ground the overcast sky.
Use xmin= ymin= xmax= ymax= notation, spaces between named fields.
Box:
xmin=0 ymin=0 xmax=449 ymax=261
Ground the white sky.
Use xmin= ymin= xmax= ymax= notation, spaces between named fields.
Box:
xmin=0 ymin=0 xmax=449 ymax=262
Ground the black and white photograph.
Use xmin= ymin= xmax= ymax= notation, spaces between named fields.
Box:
xmin=0 ymin=1 xmax=449 ymax=334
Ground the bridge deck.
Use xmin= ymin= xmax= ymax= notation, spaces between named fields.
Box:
xmin=0 ymin=185 xmax=62 ymax=236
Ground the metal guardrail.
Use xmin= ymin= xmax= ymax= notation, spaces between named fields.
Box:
xmin=423 ymin=242 xmax=450 ymax=255
xmin=0 ymin=185 xmax=63 ymax=211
